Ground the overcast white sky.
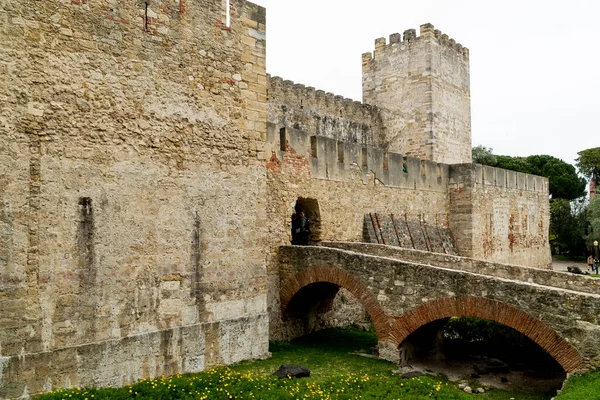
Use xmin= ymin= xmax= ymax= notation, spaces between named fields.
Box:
xmin=252 ymin=0 xmax=598 ymax=167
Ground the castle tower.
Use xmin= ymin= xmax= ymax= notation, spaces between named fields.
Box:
xmin=362 ymin=23 xmax=472 ymax=164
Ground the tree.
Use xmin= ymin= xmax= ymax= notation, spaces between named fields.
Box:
xmin=576 ymin=147 xmax=600 ymax=186
xmin=495 ymin=155 xmax=534 ymax=175
xmin=586 ymin=196 xmax=600 ymax=247
xmin=549 ymin=198 xmax=588 ymax=256
xmin=525 ymin=155 xmax=587 ymax=201
xmin=472 ymin=145 xmax=497 ymax=166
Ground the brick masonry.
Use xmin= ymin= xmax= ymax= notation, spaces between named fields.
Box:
xmin=388 ymin=297 xmax=584 ymax=373
xmin=279 ymin=266 xmax=390 ymax=340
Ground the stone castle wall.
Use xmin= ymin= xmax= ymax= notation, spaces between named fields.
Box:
xmin=263 ymin=122 xmax=452 ymax=340
xmin=262 ymin=120 xmax=550 ymax=341
xmin=362 ymin=24 xmax=471 ymax=164
xmin=0 ymin=0 xmax=268 ymax=396
xmin=263 ymin=112 xmax=550 ymax=267
xmin=0 ymin=2 xmax=554 ymax=394
xmin=449 ymin=164 xmax=551 ymax=267
xmin=267 ymin=76 xmax=384 ymax=146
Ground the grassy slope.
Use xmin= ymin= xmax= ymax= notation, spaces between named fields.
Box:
xmin=555 ymin=370 xmax=600 ymax=400
xmin=38 ymin=328 xmax=561 ymax=399
xmin=232 ymin=328 xmax=552 ymax=400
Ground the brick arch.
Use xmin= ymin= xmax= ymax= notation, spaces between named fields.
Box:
xmin=387 ymin=296 xmax=586 ymax=373
xmin=280 ymin=266 xmax=391 ymax=339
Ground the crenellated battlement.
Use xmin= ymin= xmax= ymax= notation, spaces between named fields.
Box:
xmin=266 ymin=122 xmax=451 ymax=192
xmin=268 ymin=75 xmax=373 ymax=114
xmin=450 ymin=164 xmax=548 ymax=193
xmin=267 ymin=75 xmax=382 ymax=145
xmin=362 ymin=23 xmax=469 ymax=63
xmin=266 ymin=121 xmax=546 ymax=195
xmin=362 ymin=23 xmax=472 ymax=164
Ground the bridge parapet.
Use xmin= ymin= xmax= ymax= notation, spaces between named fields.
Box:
xmin=278 ymin=245 xmax=600 ymax=372
xmin=321 ymin=242 xmax=600 ymax=295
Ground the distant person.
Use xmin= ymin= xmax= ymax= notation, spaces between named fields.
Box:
xmin=595 ymin=258 xmax=599 ymax=275
xmin=298 ymin=211 xmax=310 ymax=245
xmin=588 ymin=255 xmax=594 ymax=272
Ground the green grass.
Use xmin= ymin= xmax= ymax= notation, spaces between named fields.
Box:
xmin=38 ymin=328 xmax=560 ymax=400
xmin=231 ymin=328 xmax=390 ymax=378
xmin=555 ymin=369 xmax=600 ymax=400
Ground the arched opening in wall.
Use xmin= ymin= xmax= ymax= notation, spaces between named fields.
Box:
xmin=284 ymin=282 xmax=373 ymax=341
xmin=280 ymin=266 xmax=390 ymax=348
xmin=397 ymin=317 xmax=566 ymax=395
xmin=293 ymin=197 xmax=322 ymax=244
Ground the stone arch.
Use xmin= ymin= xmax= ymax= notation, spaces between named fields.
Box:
xmin=294 ymin=197 xmax=321 ymax=244
xmin=280 ymin=266 xmax=390 ymax=339
xmin=387 ymin=296 xmax=586 ymax=373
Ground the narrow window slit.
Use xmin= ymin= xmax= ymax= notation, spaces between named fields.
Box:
xmin=337 ymin=142 xmax=344 ymax=163
xmin=279 ymin=128 xmax=286 ymax=152
xmin=310 ymin=136 xmax=317 ymax=158
xmin=144 ymin=1 xmax=149 ymax=31
xmin=361 ymin=147 xmax=368 ymax=168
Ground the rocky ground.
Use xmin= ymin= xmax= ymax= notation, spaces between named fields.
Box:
xmin=396 ymin=358 xmax=564 ymax=395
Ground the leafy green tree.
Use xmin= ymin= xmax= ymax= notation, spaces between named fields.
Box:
xmin=526 ymin=155 xmax=587 ymax=200
xmin=586 ymin=196 xmax=600 ymax=247
xmin=495 ymin=155 xmax=534 ymax=174
xmin=576 ymin=147 xmax=600 ymax=185
xmin=472 ymin=145 xmax=497 ymax=166
xmin=550 ymin=198 xmax=588 ymax=256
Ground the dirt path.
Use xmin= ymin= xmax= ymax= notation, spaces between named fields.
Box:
xmin=551 ymin=258 xmax=590 ymax=273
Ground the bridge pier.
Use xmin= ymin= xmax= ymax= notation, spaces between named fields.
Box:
xmin=378 ymin=340 xmax=401 ymax=364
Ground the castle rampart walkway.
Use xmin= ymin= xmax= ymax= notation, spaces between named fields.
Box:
xmin=321 ymin=242 xmax=600 ymax=295
xmin=278 ymin=244 xmax=600 ymax=373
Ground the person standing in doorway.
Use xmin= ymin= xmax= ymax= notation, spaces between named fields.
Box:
xmin=298 ymin=211 xmax=310 ymax=245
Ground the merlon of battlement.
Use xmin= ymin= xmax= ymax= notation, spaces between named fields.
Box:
xmin=449 ymin=164 xmax=548 ymax=193
xmin=362 ymin=23 xmax=469 ymax=62
xmin=403 ymin=29 xmax=417 ymax=42
xmin=267 ymin=74 xmax=376 ymax=114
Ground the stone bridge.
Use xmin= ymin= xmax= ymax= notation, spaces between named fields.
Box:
xmin=278 ymin=243 xmax=600 ymax=373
